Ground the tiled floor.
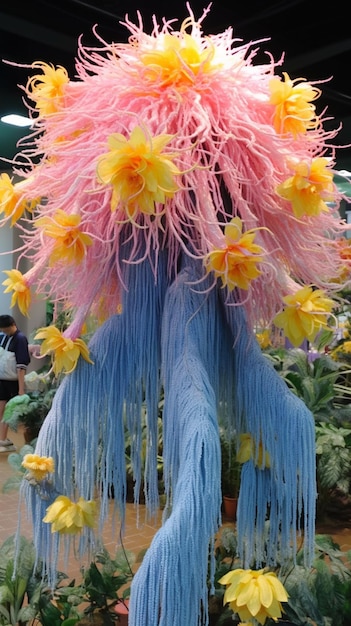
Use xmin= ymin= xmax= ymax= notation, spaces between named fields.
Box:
xmin=0 ymin=428 xmax=163 ymax=580
xmin=1 ymin=428 xmax=351 ymax=583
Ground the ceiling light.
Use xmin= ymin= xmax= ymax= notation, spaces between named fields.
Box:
xmin=0 ymin=114 xmax=32 ymax=127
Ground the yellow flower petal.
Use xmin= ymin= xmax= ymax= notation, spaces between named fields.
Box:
xmin=96 ymin=125 xmax=180 ymax=217
xmin=35 ymin=209 xmax=93 ymax=265
xmin=204 ymin=218 xmax=264 ymax=291
xmin=139 ymin=23 xmax=223 ymax=87
xmin=237 ymin=434 xmax=270 ymax=468
xmin=276 ymin=157 xmax=334 ymax=217
xmin=2 ymin=269 xmax=31 ymax=316
xmin=0 ymin=174 xmax=38 ymax=225
xmin=22 ymin=454 xmax=55 ymax=481
xmin=34 ymin=325 xmax=93 ymax=375
xmin=273 ymin=286 xmax=335 ymax=347
xmin=26 ymin=62 xmax=69 ymax=116
xmin=269 ymin=71 xmax=320 ymax=137
xmin=219 ymin=568 xmax=288 ymax=625
xmin=43 ymin=495 xmax=97 ymax=534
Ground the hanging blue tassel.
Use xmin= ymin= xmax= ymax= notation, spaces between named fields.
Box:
xmin=21 ymin=245 xmax=170 ymax=586
xmin=222 ymin=295 xmax=316 ymax=568
xmin=129 ymin=265 xmax=222 ymax=626
xmin=20 ymin=254 xmax=316 ymax=622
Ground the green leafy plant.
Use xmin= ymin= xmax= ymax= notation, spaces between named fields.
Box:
xmin=276 ymin=534 xmax=351 ymax=626
xmin=315 ymin=422 xmax=351 ymax=519
xmin=0 ymin=535 xmax=38 ymax=626
xmin=31 ymin=546 xmax=138 ymax=626
xmin=2 ymin=442 xmax=36 ymax=494
xmin=263 ymin=346 xmax=351 ymax=522
xmin=219 ymin=431 xmax=241 ymax=499
xmin=82 ymin=546 xmax=135 ymax=616
xmin=3 ymin=387 xmax=56 ymax=438
xmin=264 ymin=347 xmax=351 ymax=422
xmin=30 ymin=578 xmax=85 ymax=626
xmin=209 ymin=528 xmax=351 ymax=626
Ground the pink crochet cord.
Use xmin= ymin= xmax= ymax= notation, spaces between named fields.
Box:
xmin=6 ymin=4 xmax=349 ymax=339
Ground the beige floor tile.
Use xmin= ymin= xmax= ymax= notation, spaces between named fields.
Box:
xmin=0 ymin=429 xmax=162 ymax=580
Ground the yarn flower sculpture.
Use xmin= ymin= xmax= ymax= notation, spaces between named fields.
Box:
xmin=1 ymin=5 xmax=350 ymax=626
xmin=219 ymin=567 xmax=289 ymax=624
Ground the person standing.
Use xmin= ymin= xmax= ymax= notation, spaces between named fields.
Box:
xmin=0 ymin=315 xmax=30 ymax=452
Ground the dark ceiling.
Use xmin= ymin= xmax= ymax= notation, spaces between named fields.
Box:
xmin=0 ymin=0 xmax=350 ymax=168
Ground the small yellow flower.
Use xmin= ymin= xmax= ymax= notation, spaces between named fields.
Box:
xmin=273 ymin=285 xmax=335 ymax=347
xmin=2 ymin=269 xmax=31 ymax=316
xmin=35 ymin=209 xmax=93 ymax=265
xmin=34 ymin=325 xmax=93 ymax=375
xmin=22 ymin=454 xmax=54 ymax=482
xmin=276 ymin=158 xmax=334 ymax=218
xmin=237 ymin=434 xmax=271 ymax=468
xmin=219 ymin=568 xmax=289 ymax=625
xmin=26 ymin=62 xmax=69 ymax=116
xmin=140 ymin=22 xmax=222 ymax=87
xmin=204 ymin=217 xmax=264 ymax=290
xmin=256 ymin=329 xmax=271 ymax=349
xmin=2 ymin=270 xmax=31 ymax=315
xmin=43 ymin=495 xmax=97 ymax=534
xmin=340 ymin=340 xmax=351 ymax=353
xmin=269 ymin=72 xmax=320 ymax=137
xmin=0 ymin=174 xmax=38 ymax=225
xmin=96 ymin=125 xmax=180 ymax=217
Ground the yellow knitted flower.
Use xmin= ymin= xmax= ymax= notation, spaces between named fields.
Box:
xmin=237 ymin=434 xmax=271 ymax=469
xmin=219 ymin=568 xmax=288 ymax=625
xmin=256 ymin=329 xmax=271 ymax=349
xmin=35 ymin=210 xmax=93 ymax=265
xmin=96 ymin=125 xmax=180 ymax=217
xmin=140 ymin=20 xmax=222 ymax=87
xmin=22 ymin=454 xmax=55 ymax=481
xmin=34 ymin=325 xmax=93 ymax=375
xmin=269 ymin=72 xmax=320 ymax=137
xmin=26 ymin=62 xmax=69 ymax=116
xmin=273 ymin=285 xmax=335 ymax=347
xmin=2 ymin=269 xmax=31 ymax=317
xmin=204 ymin=217 xmax=264 ymax=290
xmin=0 ymin=173 xmax=38 ymax=225
xmin=43 ymin=495 xmax=97 ymax=534
xmin=276 ymin=158 xmax=334 ymax=218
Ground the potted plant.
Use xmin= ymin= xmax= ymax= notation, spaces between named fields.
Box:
xmin=0 ymin=534 xmax=38 ymax=626
xmin=72 ymin=546 xmax=136 ymax=625
xmin=220 ymin=431 xmax=241 ymax=520
xmin=30 ymin=545 xmax=138 ymax=626
xmin=2 ymin=371 xmax=57 ymax=444
xmin=208 ymin=526 xmax=351 ymax=626
xmin=2 ymin=441 xmax=36 ymax=493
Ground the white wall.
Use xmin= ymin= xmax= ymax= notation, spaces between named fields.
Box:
xmin=0 ymin=216 xmax=46 ymax=373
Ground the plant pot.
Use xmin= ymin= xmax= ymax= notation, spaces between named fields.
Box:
xmin=76 ymin=611 xmax=114 ymax=625
xmin=114 ymin=599 xmax=129 ymax=625
xmin=223 ymin=496 xmax=238 ymax=520
xmin=23 ymin=424 xmax=41 ymax=443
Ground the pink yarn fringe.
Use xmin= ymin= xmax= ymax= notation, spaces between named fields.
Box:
xmin=7 ymin=4 xmax=350 ymax=333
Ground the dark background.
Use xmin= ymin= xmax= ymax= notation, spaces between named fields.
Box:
xmin=0 ymin=0 xmax=350 ymax=169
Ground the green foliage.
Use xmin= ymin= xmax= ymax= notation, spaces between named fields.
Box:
xmin=3 ymin=388 xmax=56 ymax=433
xmin=264 ymin=347 xmax=351 ymax=421
xmin=0 ymin=535 xmax=37 ymax=626
xmin=31 ymin=545 xmax=137 ymax=626
xmin=209 ymin=528 xmax=351 ymax=626
xmin=263 ymin=346 xmax=351 ymax=520
xmin=219 ymin=431 xmax=241 ymax=498
xmin=82 ymin=546 xmax=135 ymax=614
xmin=315 ymin=423 xmax=351 ymax=494
xmin=2 ymin=443 xmax=36 ymax=494
xmin=30 ymin=577 xmax=84 ymax=626
xmin=278 ymin=534 xmax=351 ymax=626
